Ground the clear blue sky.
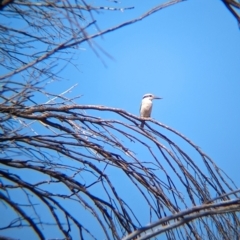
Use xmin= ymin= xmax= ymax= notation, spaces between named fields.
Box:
xmin=1 ymin=0 xmax=240 ymax=239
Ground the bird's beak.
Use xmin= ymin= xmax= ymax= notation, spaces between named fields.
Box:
xmin=153 ymin=96 xmax=162 ymax=100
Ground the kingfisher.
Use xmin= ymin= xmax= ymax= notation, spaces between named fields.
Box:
xmin=140 ymin=93 xmax=162 ymax=128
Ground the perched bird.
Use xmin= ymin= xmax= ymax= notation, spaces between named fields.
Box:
xmin=140 ymin=93 xmax=162 ymax=128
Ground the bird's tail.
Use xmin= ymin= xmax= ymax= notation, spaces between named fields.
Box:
xmin=140 ymin=121 xmax=145 ymax=128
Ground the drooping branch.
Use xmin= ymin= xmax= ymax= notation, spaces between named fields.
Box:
xmin=1 ymin=0 xmax=240 ymax=239
xmin=123 ymin=193 xmax=240 ymax=240
xmin=0 ymin=80 xmax=239 ymax=239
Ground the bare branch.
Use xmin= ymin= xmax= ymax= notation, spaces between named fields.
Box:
xmin=0 ymin=0 xmax=239 ymax=239
xmin=123 ymin=197 xmax=240 ymax=240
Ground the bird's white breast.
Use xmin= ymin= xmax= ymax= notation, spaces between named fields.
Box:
xmin=140 ymin=98 xmax=153 ymax=117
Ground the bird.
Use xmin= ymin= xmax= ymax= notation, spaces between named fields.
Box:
xmin=140 ymin=93 xmax=162 ymax=128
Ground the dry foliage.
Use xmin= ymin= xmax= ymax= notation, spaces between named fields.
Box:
xmin=0 ymin=0 xmax=240 ymax=239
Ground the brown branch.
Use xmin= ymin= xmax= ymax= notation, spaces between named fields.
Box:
xmin=0 ymin=0 xmax=14 ymax=10
xmin=0 ymin=192 xmax=45 ymax=240
xmin=1 ymin=95 xmax=239 ymax=239
xmin=123 ymin=199 xmax=240 ymax=240
xmin=222 ymin=0 xmax=240 ymax=24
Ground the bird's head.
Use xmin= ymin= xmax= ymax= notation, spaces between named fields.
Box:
xmin=142 ymin=93 xmax=162 ymax=101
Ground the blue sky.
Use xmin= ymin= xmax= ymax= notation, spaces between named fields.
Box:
xmin=1 ymin=0 xmax=240 ymax=239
